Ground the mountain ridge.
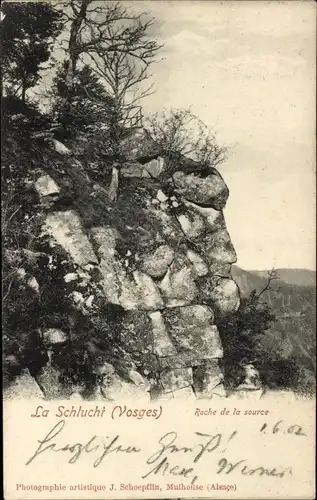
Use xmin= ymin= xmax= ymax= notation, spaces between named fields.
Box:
xmin=249 ymin=268 xmax=316 ymax=287
xmin=232 ymin=265 xmax=316 ymax=291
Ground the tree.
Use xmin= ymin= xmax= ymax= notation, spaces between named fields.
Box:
xmin=146 ymin=108 xmax=228 ymax=176
xmin=50 ymin=61 xmax=115 ymax=138
xmin=1 ymin=2 xmax=63 ymax=102
xmin=56 ymin=1 xmax=161 ymax=94
xmin=53 ymin=0 xmax=162 ymax=201
xmin=88 ymin=39 xmax=161 ymax=201
xmin=257 ymin=267 xmax=280 ymax=297
xmin=216 ymin=269 xmax=300 ymax=391
xmin=218 ymin=290 xmax=276 ymax=386
xmin=217 ymin=268 xmax=314 ymax=393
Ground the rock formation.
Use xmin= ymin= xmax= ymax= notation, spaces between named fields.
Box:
xmin=4 ymin=128 xmax=240 ymax=400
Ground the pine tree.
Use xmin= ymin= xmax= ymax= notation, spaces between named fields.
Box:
xmin=1 ymin=2 xmax=63 ymax=103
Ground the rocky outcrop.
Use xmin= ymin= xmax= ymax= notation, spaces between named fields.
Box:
xmin=172 ymin=169 xmax=229 ymax=210
xmin=120 ymin=128 xmax=160 ymax=162
xmin=3 ymin=128 xmax=240 ymax=401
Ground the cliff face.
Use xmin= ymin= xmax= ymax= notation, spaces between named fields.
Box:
xmin=4 ymin=129 xmax=240 ymax=401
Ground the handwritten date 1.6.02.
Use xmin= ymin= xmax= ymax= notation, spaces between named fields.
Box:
xmin=260 ymin=421 xmax=306 ymax=436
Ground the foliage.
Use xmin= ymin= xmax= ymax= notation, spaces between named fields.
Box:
xmin=1 ymin=97 xmax=49 ymax=306
xmin=1 ymin=2 xmax=63 ymax=102
xmin=146 ymin=108 xmax=228 ymax=175
xmin=50 ymin=62 xmax=115 ymax=139
xmin=231 ymin=266 xmax=316 ymax=393
xmin=2 ymin=237 xmax=78 ymax=381
xmin=217 ymin=288 xmax=307 ymax=393
xmin=1 ymin=96 xmax=78 ymax=385
xmin=218 ymin=291 xmax=276 ymax=366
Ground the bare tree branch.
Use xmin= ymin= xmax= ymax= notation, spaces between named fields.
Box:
xmin=145 ymin=108 xmax=228 ymax=173
xmin=53 ymin=1 xmax=163 ymax=202
xmin=257 ymin=268 xmax=281 ymax=297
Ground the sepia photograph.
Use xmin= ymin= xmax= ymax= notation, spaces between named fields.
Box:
xmin=2 ymin=1 xmax=315 ymax=404
xmin=2 ymin=2 xmax=316 ymax=499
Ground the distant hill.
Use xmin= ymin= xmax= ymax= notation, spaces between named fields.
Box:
xmin=231 ymin=266 xmax=265 ymax=296
xmin=231 ymin=266 xmax=316 ymax=294
xmin=251 ymin=268 xmax=316 ymax=287
xmin=231 ymin=265 xmax=316 ymax=391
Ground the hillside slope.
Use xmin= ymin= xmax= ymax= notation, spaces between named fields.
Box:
xmin=231 ymin=265 xmax=316 ymax=389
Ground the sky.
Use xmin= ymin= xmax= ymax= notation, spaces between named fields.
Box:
xmin=39 ymin=0 xmax=316 ymax=271
xmin=131 ymin=0 xmax=316 ymax=270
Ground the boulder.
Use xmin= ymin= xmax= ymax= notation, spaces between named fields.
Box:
xmin=132 ymin=270 xmax=164 ymax=311
xmin=158 ymin=254 xmax=198 ymax=307
xmin=120 ymin=311 xmax=154 ymax=356
xmin=143 ymin=157 xmax=166 ymax=178
xmin=140 ymin=245 xmax=174 ymax=278
xmin=145 ymin=203 xmax=184 ymax=247
xmin=100 ymin=373 xmax=151 ymax=401
xmin=159 ymin=267 xmax=197 ymax=307
xmin=193 ymin=360 xmax=225 ymax=398
xmin=43 ymin=211 xmax=98 ymax=266
xmin=210 ymin=263 xmax=233 ymax=277
xmin=186 ymin=250 xmax=209 ymax=277
xmin=119 ymin=128 xmax=159 ymax=162
xmin=91 ymin=227 xmax=164 ymax=311
xmin=172 ymin=169 xmax=229 ymax=210
xmin=159 ymin=367 xmax=194 ymax=393
xmin=200 ymin=277 xmax=240 ymax=315
xmin=213 ymin=278 xmax=240 ymax=314
xmin=35 ymin=174 xmax=60 ymax=198
xmin=90 ymin=226 xmax=119 ymax=260
xmin=148 ymin=311 xmax=177 ymax=357
xmin=156 ymin=385 xmax=196 ymax=400
xmin=163 ymin=305 xmax=223 ymax=360
xmin=121 ymin=162 xmax=149 ymax=178
xmin=176 ymin=206 xmax=207 ymax=240
xmin=158 ymin=353 xmax=199 ymax=369
xmin=204 ymin=229 xmax=237 ymax=271
xmin=42 ymin=328 xmax=68 ymax=347
xmin=90 ymin=227 xmax=136 ymax=309
xmin=184 ymin=201 xmax=226 ymax=232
